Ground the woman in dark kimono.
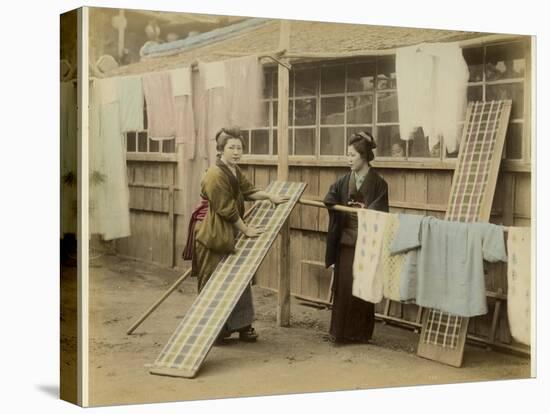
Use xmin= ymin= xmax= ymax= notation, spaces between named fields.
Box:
xmin=193 ymin=127 xmax=288 ymax=343
xmin=323 ymin=131 xmax=389 ymax=344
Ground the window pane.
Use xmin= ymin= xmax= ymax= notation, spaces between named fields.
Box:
xmin=467 ymin=85 xmax=483 ymax=102
xmin=346 ymin=95 xmax=373 ymax=124
xmin=149 ymin=137 xmax=159 ymax=152
xmin=321 ymin=97 xmax=345 ymax=124
xmin=408 ymin=128 xmax=439 ymax=158
xmin=162 ymin=138 xmax=175 ymax=153
xmin=375 ymin=125 xmax=405 ymax=157
xmin=273 ymin=72 xmax=278 ymax=98
xmin=320 ymin=127 xmax=345 ymax=156
xmin=486 ymin=42 xmax=525 ymax=81
xmin=295 ymin=128 xmax=316 ymax=155
xmin=143 ymin=102 xmax=148 ymax=130
xmin=242 ymin=130 xmax=250 ymax=154
xmin=486 ymin=83 xmax=524 ymax=120
xmin=377 ymin=57 xmax=397 ymax=89
xmin=462 ymin=47 xmax=484 ymax=82
xmin=126 ymin=132 xmax=136 ymax=152
xmin=321 ymin=65 xmax=345 ymax=95
xmin=138 ymin=131 xmax=148 ymax=152
xmin=272 ymin=129 xmax=292 ymax=156
xmin=505 ymin=122 xmax=523 ymax=160
xmin=294 ymin=68 xmax=318 ymax=96
xmin=295 ymin=98 xmax=317 ymax=126
xmin=263 ymin=71 xmax=272 ymax=98
xmin=347 ymin=62 xmax=375 ymax=92
xmin=273 ymin=100 xmax=294 ymax=126
xmin=377 ymin=92 xmax=398 ymax=123
xmin=251 ymin=129 xmax=269 ymax=155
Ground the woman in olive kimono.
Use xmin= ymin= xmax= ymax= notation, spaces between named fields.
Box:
xmin=193 ymin=127 xmax=289 ymax=343
xmin=323 ymin=131 xmax=389 ymax=344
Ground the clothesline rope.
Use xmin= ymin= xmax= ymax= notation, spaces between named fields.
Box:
xmin=297 ymin=197 xmax=512 ymax=231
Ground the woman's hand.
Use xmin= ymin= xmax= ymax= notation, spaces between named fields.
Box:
xmin=244 ymin=225 xmax=265 ymax=238
xmin=268 ymin=194 xmax=290 ymax=207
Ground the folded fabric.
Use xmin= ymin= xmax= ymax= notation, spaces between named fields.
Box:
xmin=507 ymin=227 xmax=531 ymax=345
xmin=390 ymin=215 xmax=507 ymax=317
xmin=142 ymin=71 xmax=176 ymax=140
xmin=118 ymin=75 xmax=144 ymax=132
xmin=352 ymin=209 xmax=388 ymax=303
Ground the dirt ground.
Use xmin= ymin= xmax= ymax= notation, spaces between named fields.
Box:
xmin=61 ymin=253 xmax=530 ymax=407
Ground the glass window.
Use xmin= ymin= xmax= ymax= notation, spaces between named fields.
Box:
xmin=138 ymin=131 xmax=147 ymax=152
xmin=162 ymin=139 xmax=175 ymax=153
xmin=321 ymin=65 xmax=345 ymax=95
xmin=377 ymin=92 xmax=398 ymax=123
xmin=294 ymin=98 xmax=317 ymax=126
xmin=149 ymin=138 xmax=159 ymax=152
xmin=346 ymin=95 xmax=373 ymax=124
xmin=376 ymin=57 xmax=397 ymax=90
xmin=408 ymin=128 xmax=439 ymax=158
xmin=273 ymin=100 xmax=293 ymax=126
xmin=320 ymin=127 xmax=345 ymax=156
xmin=251 ymin=129 xmax=269 ymax=155
xmin=294 ymin=68 xmax=318 ymax=96
xmin=347 ymin=62 xmax=375 ymax=92
xmin=272 ymin=129 xmax=293 ymax=156
xmin=486 ymin=83 xmax=524 ymax=120
xmin=321 ymin=97 xmax=345 ymax=125
xmin=294 ymin=128 xmax=316 ymax=155
xmin=376 ymin=125 xmax=403 ymax=157
xmin=462 ymin=47 xmax=484 ymax=82
xmin=126 ymin=132 xmax=136 ymax=152
xmin=486 ymin=42 xmax=525 ymax=81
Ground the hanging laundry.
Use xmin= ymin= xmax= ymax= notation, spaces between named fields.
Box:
xmin=142 ymin=71 xmax=176 ymax=140
xmin=396 ymin=42 xmax=469 ymax=152
xmin=224 ymin=55 xmax=265 ymax=129
xmin=60 ymin=81 xmax=78 ymax=237
xmin=352 ymin=209 xmax=388 ymax=304
xmin=89 ymin=79 xmax=131 ymax=241
xmin=390 ymin=215 xmax=507 ymax=317
xmin=507 ymin=227 xmax=531 ymax=346
xmin=197 ymin=60 xmax=227 ymax=163
xmin=170 ymin=67 xmax=196 ymax=153
xmin=390 ymin=213 xmax=423 ymax=301
xmin=118 ymin=75 xmax=144 ymax=132
xmin=380 ymin=213 xmax=406 ymax=301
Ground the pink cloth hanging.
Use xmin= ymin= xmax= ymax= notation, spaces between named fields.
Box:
xmin=142 ymin=71 xmax=176 ymax=140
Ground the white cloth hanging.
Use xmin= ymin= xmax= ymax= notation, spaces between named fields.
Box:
xmin=89 ymin=79 xmax=131 ymax=241
xmin=396 ymin=42 xmax=469 ymax=153
xmin=507 ymin=227 xmax=531 ymax=346
xmin=142 ymin=71 xmax=176 ymax=140
xmin=118 ymin=75 xmax=144 ymax=132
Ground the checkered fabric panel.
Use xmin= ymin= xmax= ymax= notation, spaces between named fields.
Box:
xmin=151 ymin=181 xmax=306 ymax=377
xmin=423 ymin=100 xmax=509 ymax=348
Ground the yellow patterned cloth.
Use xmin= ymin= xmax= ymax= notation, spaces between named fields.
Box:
xmin=381 ymin=214 xmax=406 ymax=301
xmin=507 ymin=227 xmax=531 ymax=346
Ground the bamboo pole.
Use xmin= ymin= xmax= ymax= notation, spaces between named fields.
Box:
xmin=277 ymin=19 xmax=292 ymax=327
xmin=126 ymin=268 xmax=192 ymax=335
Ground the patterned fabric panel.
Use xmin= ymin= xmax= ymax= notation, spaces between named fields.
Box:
xmin=423 ymin=309 xmax=461 ymax=349
xmin=151 ymin=181 xmax=306 ymax=377
xmin=423 ymin=100 xmax=508 ymax=347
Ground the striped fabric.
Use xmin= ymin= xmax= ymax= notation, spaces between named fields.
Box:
xmin=421 ymin=100 xmax=511 ymax=349
xmin=150 ymin=181 xmax=306 ymax=378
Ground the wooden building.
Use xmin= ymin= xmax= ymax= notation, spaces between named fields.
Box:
xmin=100 ymin=17 xmax=533 ymax=352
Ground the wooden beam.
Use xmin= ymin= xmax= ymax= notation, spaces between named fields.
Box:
xmin=277 ymin=20 xmax=291 ymax=327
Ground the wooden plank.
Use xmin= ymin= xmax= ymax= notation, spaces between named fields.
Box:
xmin=289 ymin=229 xmax=302 ymax=295
xmin=289 ymin=167 xmax=302 ymax=228
xmin=132 ymin=163 xmax=145 ymax=210
xmin=514 ymin=173 xmax=531 ymax=219
xmin=426 ymin=171 xmax=452 ymax=206
xmin=384 ymin=170 xmax=406 ymax=203
xmin=405 ymin=171 xmax=427 ymax=204
xmin=318 ymin=168 xmax=342 ymax=232
xmin=301 ymin=167 xmax=320 ymax=231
